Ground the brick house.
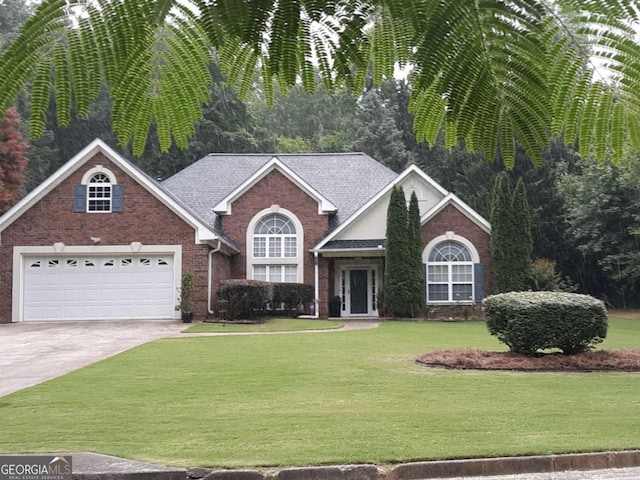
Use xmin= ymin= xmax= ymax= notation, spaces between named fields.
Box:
xmin=0 ymin=139 xmax=491 ymax=323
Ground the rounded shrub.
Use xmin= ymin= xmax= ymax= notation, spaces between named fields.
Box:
xmin=483 ymin=291 xmax=607 ymax=356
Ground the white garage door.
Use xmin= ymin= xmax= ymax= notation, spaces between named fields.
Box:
xmin=23 ymin=255 xmax=175 ymax=321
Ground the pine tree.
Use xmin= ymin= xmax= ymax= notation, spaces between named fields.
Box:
xmin=407 ymin=192 xmax=425 ymax=316
xmin=348 ymin=90 xmax=410 ymax=172
xmin=385 ymin=185 xmax=410 ymax=317
xmin=0 ymin=107 xmax=28 ymax=214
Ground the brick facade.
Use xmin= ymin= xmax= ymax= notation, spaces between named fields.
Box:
xmin=0 ymin=153 xmax=211 ymax=323
xmin=0 ymin=148 xmax=492 ymax=323
xmin=421 ymin=203 xmax=493 ymax=299
xmin=218 ymin=169 xmax=332 ymax=315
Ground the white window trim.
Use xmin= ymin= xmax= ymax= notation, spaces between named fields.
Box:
xmin=87 ymin=177 xmax=112 ymax=213
xmin=253 ymin=264 xmax=298 ymax=283
xmin=246 ymin=206 xmax=304 ymax=283
xmin=81 ymin=165 xmax=117 ymax=185
xmin=423 ymin=232 xmax=479 ymax=304
xmin=82 ymin=166 xmax=117 ymax=214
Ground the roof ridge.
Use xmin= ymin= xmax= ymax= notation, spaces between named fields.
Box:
xmin=203 ymin=152 xmax=368 ymax=157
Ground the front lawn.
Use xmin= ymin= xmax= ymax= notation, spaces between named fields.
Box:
xmin=1 ymin=317 xmax=639 ymax=468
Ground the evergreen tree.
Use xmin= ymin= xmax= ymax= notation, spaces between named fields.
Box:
xmin=348 ymin=90 xmax=410 ymax=172
xmin=559 ymin=157 xmax=640 ymax=307
xmin=490 ymin=172 xmax=533 ymax=293
xmin=250 ymin=78 xmax=357 ymax=152
xmin=407 ymin=192 xmax=425 ymax=316
xmin=510 ymin=177 xmax=533 ymax=290
xmin=385 ymin=185 xmax=410 ymax=316
xmin=0 ymin=0 xmax=32 ymax=52
xmin=0 ymin=106 xmax=28 ymax=213
xmin=490 ymin=172 xmax=515 ymax=293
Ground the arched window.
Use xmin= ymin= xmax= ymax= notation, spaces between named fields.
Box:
xmin=248 ymin=210 xmax=302 ymax=283
xmin=253 ymin=214 xmax=297 ymax=258
xmin=74 ymin=166 xmax=123 ymax=213
xmin=87 ymin=172 xmax=112 ymax=212
xmin=427 ymin=240 xmax=474 ymax=302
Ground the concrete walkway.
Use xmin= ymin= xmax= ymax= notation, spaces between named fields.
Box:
xmin=176 ymin=318 xmax=380 ymax=336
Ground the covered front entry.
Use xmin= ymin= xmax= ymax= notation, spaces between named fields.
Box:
xmin=337 ymin=262 xmax=381 ymax=317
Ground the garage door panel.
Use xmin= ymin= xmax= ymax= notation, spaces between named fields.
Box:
xmin=24 ymin=254 xmax=176 ymax=321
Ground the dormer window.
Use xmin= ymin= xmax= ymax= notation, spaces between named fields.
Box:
xmin=74 ymin=166 xmax=123 ymax=213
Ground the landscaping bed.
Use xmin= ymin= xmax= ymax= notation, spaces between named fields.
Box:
xmin=416 ymin=348 xmax=640 ymax=372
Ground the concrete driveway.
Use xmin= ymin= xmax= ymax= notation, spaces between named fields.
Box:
xmin=0 ymin=319 xmax=378 ymax=397
xmin=0 ymin=320 xmax=186 ymax=397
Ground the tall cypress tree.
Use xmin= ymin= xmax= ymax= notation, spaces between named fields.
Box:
xmin=510 ymin=177 xmax=533 ymax=290
xmin=385 ymin=185 xmax=410 ymax=316
xmin=490 ymin=172 xmax=532 ymax=293
xmin=490 ymin=172 xmax=515 ymax=293
xmin=407 ymin=192 xmax=425 ymax=316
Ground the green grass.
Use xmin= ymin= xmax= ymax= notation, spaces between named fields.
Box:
xmin=1 ymin=317 xmax=639 ymax=468
xmin=182 ymin=318 xmax=344 ymax=333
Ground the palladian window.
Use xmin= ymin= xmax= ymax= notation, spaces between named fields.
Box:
xmin=249 ymin=212 xmax=302 ymax=283
xmin=427 ymin=240 xmax=474 ymax=302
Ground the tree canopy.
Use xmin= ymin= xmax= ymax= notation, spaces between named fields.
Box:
xmin=0 ymin=107 xmax=28 ymax=214
xmin=1 ymin=0 xmax=640 ymax=164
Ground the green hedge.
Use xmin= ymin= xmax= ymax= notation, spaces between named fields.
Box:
xmin=217 ymin=280 xmax=271 ymax=321
xmin=483 ymin=291 xmax=607 ymax=355
xmin=272 ymin=283 xmax=314 ymax=317
xmin=217 ymin=280 xmax=314 ymax=320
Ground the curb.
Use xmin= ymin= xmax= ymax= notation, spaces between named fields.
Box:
xmin=186 ymin=451 xmax=640 ymax=480
xmin=68 ymin=450 xmax=640 ymax=480
xmin=385 ymin=450 xmax=640 ymax=479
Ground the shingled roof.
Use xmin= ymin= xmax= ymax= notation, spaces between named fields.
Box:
xmin=161 ymin=152 xmax=397 ymax=239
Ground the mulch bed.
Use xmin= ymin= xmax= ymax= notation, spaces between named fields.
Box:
xmin=416 ymin=349 xmax=640 ymax=372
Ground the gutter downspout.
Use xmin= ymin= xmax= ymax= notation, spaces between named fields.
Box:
xmin=207 ymin=240 xmax=222 ymax=315
xmin=313 ymin=251 xmax=320 ymax=319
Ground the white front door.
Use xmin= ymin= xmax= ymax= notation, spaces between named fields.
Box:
xmin=23 ymin=254 xmax=175 ymax=321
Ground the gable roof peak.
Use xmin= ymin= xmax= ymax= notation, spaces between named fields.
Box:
xmin=0 ymin=138 xmax=232 ymax=248
xmin=213 ymin=155 xmax=338 ymax=215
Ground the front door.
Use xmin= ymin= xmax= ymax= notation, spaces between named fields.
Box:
xmin=349 ymin=269 xmax=368 ymax=314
